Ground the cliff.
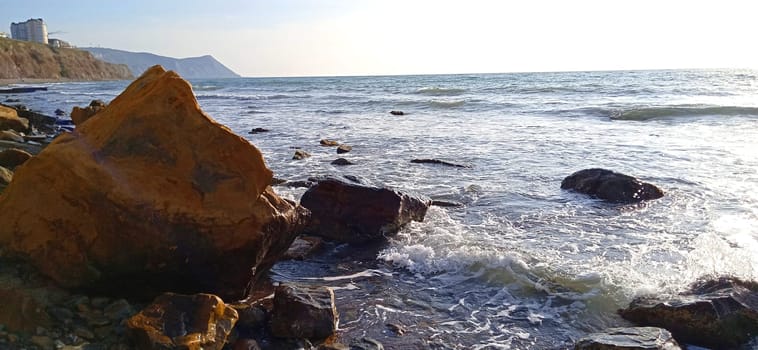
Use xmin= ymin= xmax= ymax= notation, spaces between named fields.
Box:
xmin=0 ymin=38 xmax=133 ymax=81
xmin=83 ymin=47 xmax=240 ymax=79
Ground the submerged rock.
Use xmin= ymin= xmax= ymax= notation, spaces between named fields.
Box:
xmin=410 ymin=158 xmax=469 ymax=168
xmin=561 ymin=168 xmax=663 ymax=203
xmin=293 ymin=149 xmax=311 ymax=160
xmin=270 ymin=284 xmax=338 ymax=339
xmin=389 ymin=110 xmax=405 ymax=116
xmin=0 ymin=65 xmax=308 ymax=299
xmin=320 ymin=139 xmax=340 ymax=147
xmin=127 ymin=293 xmax=238 ymax=350
xmin=574 ymin=327 xmax=681 ymax=350
xmin=300 ymin=178 xmax=431 ymax=243
xmin=331 ymin=158 xmax=354 ymax=166
xmin=619 ymin=277 xmax=758 ymax=349
xmin=336 ymin=144 xmax=352 ymax=154
xmin=70 ymin=99 xmax=107 ymax=126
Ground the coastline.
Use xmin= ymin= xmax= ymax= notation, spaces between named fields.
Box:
xmin=0 ymin=77 xmax=128 ymax=86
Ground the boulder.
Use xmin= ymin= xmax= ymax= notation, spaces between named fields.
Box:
xmin=0 ymin=130 xmax=25 ymax=143
xmin=331 ymin=158 xmax=354 ymax=166
xmin=619 ymin=277 xmax=758 ymax=349
xmin=270 ymin=284 xmax=338 ymax=339
xmin=293 ymin=149 xmax=311 ymax=160
xmin=282 ymin=235 xmax=323 ymax=260
xmin=300 ymin=178 xmax=431 ymax=243
xmin=336 ymin=145 xmax=352 ymax=154
xmin=349 ymin=338 xmax=384 ymax=350
xmin=0 ymin=66 xmax=309 ymax=299
xmin=126 ymin=293 xmax=238 ymax=350
xmin=248 ymin=127 xmax=269 ymax=134
xmin=320 ymin=139 xmax=339 ymax=147
xmin=561 ymin=168 xmax=663 ymax=203
xmin=389 ymin=110 xmax=404 ymax=116
xmin=574 ymin=327 xmax=681 ymax=350
xmin=0 ymin=165 xmax=12 ymax=190
xmin=0 ymin=148 xmax=33 ymax=169
xmin=0 ymin=104 xmax=30 ymax=132
xmin=70 ymin=99 xmax=107 ymax=126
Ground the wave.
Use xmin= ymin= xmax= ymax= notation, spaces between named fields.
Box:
xmin=429 ymin=100 xmax=466 ymax=108
xmin=415 ymin=87 xmax=467 ymax=96
xmin=196 ymin=93 xmax=307 ymax=101
xmin=611 ymin=106 xmax=758 ymax=121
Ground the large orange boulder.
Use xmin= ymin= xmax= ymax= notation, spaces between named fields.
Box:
xmin=0 ymin=65 xmax=308 ymax=299
xmin=0 ymin=104 xmax=30 ymax=132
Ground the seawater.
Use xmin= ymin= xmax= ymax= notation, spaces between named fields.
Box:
xmin=15 ymin=69 xmax=758 ymax=349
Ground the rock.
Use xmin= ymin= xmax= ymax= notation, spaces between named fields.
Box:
xmin=561 ymin=168 xmax=664 ymax=203
xmin=284 ymin=180 xmax=316 ymax=188
xmin=385 ymin=323 xmax=405 ymax=336
xmin=30 ymin=335 xmax=55 ymax=350
xmin=0 ymin=148 xmax=32 ymax=169
xmin=336 ymin=145 xmax=352 ymax=154
xmin=0 ymin=166 xmax=12 ymax=190
xmin=574 ymin=327 xmax=681 ymax=350
xmin=13 ymin=107 xmax=58 ymax=134
xmin=0 ymin=130 xmax=24 ymax=143
xmin=233 ymin=339 xmax=262 ymax=350
xmin=55 ymin=109 xmax=66 ymax=116
xmin=0 ymin=287 xmax=52 ymax=332
xmin=318 ymin=344 xmax=349 ymax=350
xmin=0 ymin=104 xmax=30 ymax=132
xmin=126 ymin=293 xmax=238 ymax=350
xmin=4 ymin=99 xmax=20 ymax=103
xmin=282 ymin=236 xmax=323 ymax=260
xmin=301 ymin=178 xmax=431 ymax=243
xmin=389 ymin=111 xmax=404 ymax=116
xmin=270 ymin=284 xmax=338 ymax=339
xmin=331 ymin=158 xmax=354 ymax=166
xmin=349 ymin=337 xmax=384 ymax=350
xmin=103 ymin=299 xmax=134 ymax=321
xmin=271 ymin=177 xmax=288 ymax=186
xmin=293 ymin=149 xmax=311 ymax=160
xmin=410 ymin=158 xmax=469 ymax=168
xmin=319 ymin=139 xmax=339 ymax=147
xmin=430 ymin=200 xmax=463 ymax=208
xmin=230 ymin=303 xmax=267 ymax=332
xmin=619 ymin=277 xmax=758 ymax=349
xmin=70 ymin=100 xmax=107 ymax=126
xmin=248 ymin=128 xmax=269 ymax=134
xmin=73 ymin=327 xmax=96 ymax=340
xmin=0 ymin=66 xmax=309 ymax=300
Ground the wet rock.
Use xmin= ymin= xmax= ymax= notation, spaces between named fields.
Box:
xmin=301 ymin=178 xmax=431 ymax=243
xmin=320 ymin=139 xmax=339 ymax=147
xmin=4 ymin=98 xmax=20 ymax=103
xmin=271 ymin=177 xmax=288 ymax=186
xmin=385 ymin=323 xmax=405 ymax=336
xmin=0 ymin=104 xmax=30 ymax=132
xmin=0 ymin=148 xmax=32 ymax=169
xmin=249 ymin=128 xmax=269 ymax=134
xmin=0 ymin=130 xmax=24 ymax=143
xmin=619 ymin=277 xmax=758 ymax=349
xmin=231 ymin=303 xmax=268 ymax=332
xmin=233 ymin=338 xmax=262 ymax=350
xmin=270 ymin=284 xmax=338 ymax=339
xmin=13 ymin=108 xmax=57 ymax=134
xmin=318 ymin=343 xmax=349 ymax=350
xmin=55 ymin=109 xmax=66 ymax=116
xmin=349 ymin=337 xmax=383 ymax=350
xmin=282 ymin=235 xmax=323 ymax=260
xmin=561 ymin=168 xmax=663 ymax=203
xmin=389 ymin=110 xmax=404 ymax=116
xmin=70 ymin=100 xmax=107 ymax=126
xmin=0 ymin=286 xmax=52 ymax=332
xmin=574 ymin=327 xmax=681 ymax=350
xmin=284 ymin=179 xmax=316 ymax=188
xmin=30 ymin=335 xmax=55 ymax=350
xmin=430 ymin=200 xmax=463 ymax=208
xmin=0 ymin=66 xmax=309 ymax=300
xmin=73 ymin=327 xmax=96 ymax=340
xmin=331 ymin=158 xmax=354 ymax=166
xmin=336 ymin=145 xmax=352 ymax=154
xmin=410 ymin=158 xmax=469 ymax=168
xmin=293 ymin=149 xmax=312 ymax=160
xmin=126 ymin=293 xmax=238 ymax=350
xmin=103 ymin=299 xmax=134 ymax=321
xmin=0 ymin=166 xmax=12 ymax=190
xmin=47 ymin=306 xmax=75 ymax=323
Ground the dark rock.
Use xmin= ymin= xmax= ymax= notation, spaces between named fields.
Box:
xmin=284 ymin=180 xmax=316 ymax=188
xmin=231 ymin=303 xmax=268 ymax=332
xmin=249 ymin=128 xmax=270 ymax=134
xmin=271 ymin=177 xmax=288 ymax=186
xmin=0 ymin=166 xmax=12 ymax=190
xmin=14 ymin=108 xmax=57 ymax=133
xmin=90 ymin=297 xmax=110 ymax=309
xmin=126 ymin=293 xmax=238 ymax=350
xmin=0 ymin=286 xmax=52 ymax=332
xmin=389 ymin=111 xmax=404 ymax=116
xmin=318 ymin=343 xmax=349 ymax=350
xmin=47 ymin=306 xmax=74 ymax=323
xmin=270 ymin=284 xmax=338 ymax=339
xmin=282 ymin=235 xmax=323 ymax=260
xmin=349 ymin=337 xmax=384 ymax=350
xmin=103 ymin=299 xmax=134 ymax=321
xmin=331 ymin=158 xmax=354 ymax=166
xmin=300 ymin=178 xmax=431 ymax=243
xmin=233 ymin=338 xmax=262 ymax=350
xmin=320 ymin=139 xmax=340 ymax=147
xmin=336 ymin=145 xmax=352 ymax=154
xmin=0 ymin=148 xmax=33 ymax=169
xmin=0 ymin=130 xmax=24 ymax=143
xmin=561 ymin=168 xmax=663 ymax=203
xmin=293 ymin=149 xmax=311 ymax=160
xmin=619 ymin=277 xmax=758 ymax=349
xmin=30 ymin=335 xmax=54 ymax=350
xmin=54 ymin=109 xmax=66 ymax=116
xmin=410 ymin=159 xmax=469 ymax=168
xmin=385 ymin=323 xmax=405 ymax=336
xmin=574 ymin=327 xmax=681 ymax=350
xmin=431 ymin=200 xmax=463 ymax=208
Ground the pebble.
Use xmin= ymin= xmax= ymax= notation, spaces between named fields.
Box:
xmin=74 ymin=327 xmax=95 ymax=340
xmin=30 ymin=335 xmax=55 ymax=350
xmin=103 ymin=299 xmax=133 ymax=321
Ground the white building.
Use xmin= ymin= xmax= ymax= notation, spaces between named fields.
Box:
xmin=10 ymin=18 xmax=48 ymax=44
xmin=0 ymin=32 xmax=7 ymax=38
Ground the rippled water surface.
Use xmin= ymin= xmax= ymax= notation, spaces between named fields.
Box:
xmin=13 ymin=69 xmax=758 ymax=348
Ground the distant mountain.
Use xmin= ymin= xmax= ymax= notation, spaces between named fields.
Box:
xmin=82 ymin=48 xmax=240 ymax=79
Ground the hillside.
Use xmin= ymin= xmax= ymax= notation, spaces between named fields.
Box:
xmin=83 ymin=47 xmax=240 ymax=79
xmin=0 ymin=38 xmax=133 ymax=81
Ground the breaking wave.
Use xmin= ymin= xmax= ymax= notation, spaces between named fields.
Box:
xmin=415 ymin=87 xmax=467 ymax=96
xmin=610 ymin=105 xmax=758 ymax=121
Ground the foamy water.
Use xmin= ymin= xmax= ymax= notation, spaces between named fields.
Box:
xmin=12 ymin=69 xmax=758 ymax=348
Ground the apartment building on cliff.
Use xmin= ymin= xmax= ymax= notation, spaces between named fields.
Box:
xmin=10 ymin=18 xmax=48 ymax=44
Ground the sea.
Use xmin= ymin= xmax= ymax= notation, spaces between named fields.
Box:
xmin=9 ymin=69 xmax=758 ymax=349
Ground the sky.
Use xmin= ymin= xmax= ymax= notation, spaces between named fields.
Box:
xmin=1 ymin=0 xmax=757 ymax=77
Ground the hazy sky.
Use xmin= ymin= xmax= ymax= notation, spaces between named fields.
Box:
xmin=2 ymin=0 xmax=756 ymax=77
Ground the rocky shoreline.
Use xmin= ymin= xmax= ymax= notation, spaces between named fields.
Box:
xmin=0 ymin=66 xmax=756 ymax=350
